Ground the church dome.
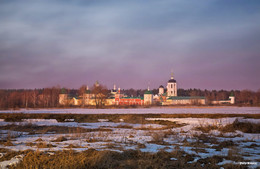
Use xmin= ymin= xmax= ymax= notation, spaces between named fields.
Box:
xmin=159 ymin=85 xmax=164 ymax=88
xmin=168 ymin=79 xmax=176 ymax=83
xmin=61 ymin=88 xmax=67 ymax=94
xmin=144 ymin=90 xmax=153 ymax=94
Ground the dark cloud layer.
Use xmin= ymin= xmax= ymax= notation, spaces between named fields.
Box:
xmin=0 ymin=0 xmax=260 ymax=90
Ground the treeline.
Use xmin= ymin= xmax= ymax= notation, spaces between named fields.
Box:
xmin=177 ymin=88 xmax=260 ymax=106
xmin=0 ymin=87 xmax=260 ymax=109
xmin=0 ymin=87 xmax=61 ymax=109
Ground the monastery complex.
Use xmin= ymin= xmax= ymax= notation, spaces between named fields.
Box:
xmin=59 ymin=74 xmax=235 ymax=106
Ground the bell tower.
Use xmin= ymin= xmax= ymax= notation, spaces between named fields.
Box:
xmin=167 ymin=72 xmax=177 ymax=97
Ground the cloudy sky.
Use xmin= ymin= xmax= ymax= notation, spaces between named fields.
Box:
xmin=0 ymin=0 xmax=260 ymax=90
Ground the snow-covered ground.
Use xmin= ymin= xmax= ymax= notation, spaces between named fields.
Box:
xmin=0 ymin=106 xmax=260 ymax=114
xmin=0 ymin=154 xmax=24 ymax=169
xmin=0 ymin=115 xmax=259 ymax=168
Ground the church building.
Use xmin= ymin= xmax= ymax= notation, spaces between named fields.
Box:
xmin=159 ymin=73 xmax=206 ymax=105
xmin=167 ymin=73 xmax=177 ymax=97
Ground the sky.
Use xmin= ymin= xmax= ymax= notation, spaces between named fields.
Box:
xmin=0 ymin=0 xmax=260 ymax=91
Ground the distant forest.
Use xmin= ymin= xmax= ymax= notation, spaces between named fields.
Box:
xmin=0 ymin=86 xmax=260 ymax=109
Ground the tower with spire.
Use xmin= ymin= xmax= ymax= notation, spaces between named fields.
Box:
xmin=110 ymin=84 xmax=117 ymax=95
xmin=95 ymin=81 xmax=100 ymax=87
xmin=167 ymin=71 xmax=177 ymax=97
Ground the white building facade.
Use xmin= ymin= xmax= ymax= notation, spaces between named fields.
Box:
xmin=167 ymin=74 xmax=177 ymax=97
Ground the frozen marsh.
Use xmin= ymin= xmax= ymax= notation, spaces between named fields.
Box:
xmin=0 ymin=107 xmax=259 ymax=168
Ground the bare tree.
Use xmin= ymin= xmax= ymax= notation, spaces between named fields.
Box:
xmin=51 ymin=86 xmax=60 ymax=107
xmin=79 ymin=85 xmax=87 ymax=107
xmin=22 ymin=90 xmax=30 ymax=108
xmin=256 ymin=89 xmax=260 ymax=106
xmin=91 ymin=83 xmax=109 ymax=108
xmin=31 ymin=89 xmax=38 ymax=108
xmin=43 ymin=88 xmax=51 ymax=107
xmin=239 ymin=90 xmax=253 ymax=105
xmin=7 ymin=91 xmax=20 ymax=109
xmin=190 ymin=90 xmax=198 ymax=97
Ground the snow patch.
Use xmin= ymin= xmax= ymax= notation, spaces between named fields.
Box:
xmin=218 ymin=159 xmax=234 ymax=165
xmin=0 ymin=154 xmax=24 ymax=169
xmin=98 ymin=119 xmax=109 ymax=122
xmin=64 ymin=119 xmax=75 ymax=122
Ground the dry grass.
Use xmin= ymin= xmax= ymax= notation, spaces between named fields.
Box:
xmin=189 ymin=131 xmax=219 ymax=145
xmin=197 ymin=155 xmax=224 ymax=166
xmin=227 ymin=147 xmax=241 ymax=160
xmin=52 ymin=136 xmax=68 ymax=142
xmin=194 ymin=133 xmax=218 ymax=144
xmin=114 ymin=124 xmax=133 ymax=129
xmin=9 ymin=149 xmax=206 ymax=169
xmin=2 ymin=148 xmax=251 ymax=169
xmin=182 ymin=139 xmax=211 ymax=149
xmin=194 ymin=123 xmax=219 ymax=133
xmin=26 ymin=142 xmax=56 ymax=148
xmin=149 ymin=120 xmax=187 ymax=127
xmin=1 ymin=113 xmax=259 ymax=123
xmin=36 ymin=142 xmax=56 ymax=148
xmin=0 ymin=148 xmax=10 ymax=153
xmin=244 ymin=143 xmax=259 ymax=148
xmin=149 ymin=132 xmax=166 ymax=144
xmin=212 ymin=140 xmax=237 ymax=151
xmin=220 ymin=118 xmax=260 ymax=133
xmin=35 ymin=138 xmax=43 ymax=142
xmin=0 ymin=124 xmax=112 ymax=135
xmin=221 ymin=163 xmax=248 ymax=169
xmin=2 ymin=139 xmax=14 ymax=146
xmin=191 ymin=147 xmax=208 ymax=154
xmin=137 ymin=143 xmax=146 ymax=149
xmin=25 ymin=142 xmax=34 ymax=147
xmin=81 ymin=131 xmax=112 ymax=143
xmin=0 ymin=150 xmax=31 ymax=162
xmin=135 ymin=126 xmax=170 ymax=130
xmin=194 ymin=118 xmax=260 ymax=134
xmin=135 ymin=120 xmax=185 ymax=130
xmin=193 ymin=119 xmax=223 ymax=133
xmin=85 ymin=138 xmax=99 ymax=143
xmin=65 ymin=144 xmax=84 ymax=148
xmin=129 ymin=134 xmax=134 ymax=138
xmin=104 ymin=143 xmax=119 ymax=149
